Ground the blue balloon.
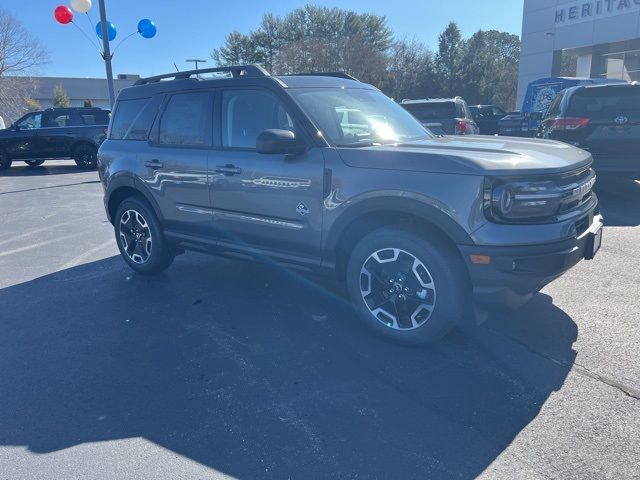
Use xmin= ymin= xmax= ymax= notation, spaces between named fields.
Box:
xmin=137 ymin=19 xmax=156 ymax=39
xmin=95 ymin=21 xmax=117 ymax=41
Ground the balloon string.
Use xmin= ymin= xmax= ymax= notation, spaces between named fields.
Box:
xmin=84 ymin=11 xmax=95 ymax=33
xmin=71 ymin=20 xmax=103 ymax=55
xmin=111 ymin=31 xmax=138 ymax=58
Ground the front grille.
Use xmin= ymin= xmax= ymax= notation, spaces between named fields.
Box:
xmin=555 ymin=167 xmax=596 ymax=215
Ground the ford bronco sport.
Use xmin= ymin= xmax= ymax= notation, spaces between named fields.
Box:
xmin=98 ymin=65 xmax=603 ymax=344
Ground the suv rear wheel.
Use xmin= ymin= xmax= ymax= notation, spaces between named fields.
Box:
xmin=0 ymin=150 xmax=11 ymax=170
xmin=114 ymin=197 xmax=175 ymax=275
xmin=73 ymin=144 xmax=97 ymax=169
xmin=346 ymin=227 xmax=467 ymax=344
xmin=24 ymin=159 xmax=45 ymax=167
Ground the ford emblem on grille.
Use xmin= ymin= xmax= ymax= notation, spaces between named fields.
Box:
xmin=615 ymin=115 xmax=628 ymax=125
xmin=572 ymin=176 xmax=596 ymax=197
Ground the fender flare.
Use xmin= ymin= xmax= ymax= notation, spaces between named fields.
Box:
xmin=105 ymin=173 xmax=164 ymax=224
xmin=323 ymin=194 xmax=473 ymax=256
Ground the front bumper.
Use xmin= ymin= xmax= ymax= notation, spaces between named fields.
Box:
xmin=459 ymin=213 xmax=604 ymax=309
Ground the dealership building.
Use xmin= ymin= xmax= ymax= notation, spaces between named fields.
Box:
xmin=518 ymin=0 xmax=640 ymax=107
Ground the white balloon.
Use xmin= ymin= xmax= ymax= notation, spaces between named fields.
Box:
xmin=70 ymin=0 xmax=92 ymax=13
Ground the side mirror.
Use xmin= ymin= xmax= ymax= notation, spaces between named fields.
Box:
xmin=256 ymin=129 xmax=305 ymax=155
xmin=529 ymin=111 xmax=544 ymax=121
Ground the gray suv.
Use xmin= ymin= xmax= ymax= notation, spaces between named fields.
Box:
xmin=98 ymin=65 xmax=603 ymax=344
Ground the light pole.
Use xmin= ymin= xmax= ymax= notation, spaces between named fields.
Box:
xmin=186 ymin=59 xmax=207 ymax=76
xmin=98 ymin=0 xmax=115 ymax=107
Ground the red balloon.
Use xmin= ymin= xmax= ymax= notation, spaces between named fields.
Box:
xmin=54 ymin=5 xmax=73 ymax=24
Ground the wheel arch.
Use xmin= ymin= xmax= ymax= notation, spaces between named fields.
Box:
xmin=326 ymin=196 xmax=473 ymax=278
xmin=71 ymin=140 xmax=99 ymax=154
xmin=106 ymin=177 xmax=163 ymax=226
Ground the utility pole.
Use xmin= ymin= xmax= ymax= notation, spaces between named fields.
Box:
xmin=186 ymin=59 xmax=207 ymax=76
xmin=98 ymin=0 xmax=116 ymax=107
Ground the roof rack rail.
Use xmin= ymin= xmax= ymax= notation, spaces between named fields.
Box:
xmin=288 ymin=72 xmax=359 ymax=82
xmin=134 ymin=64 xmax=270 ymax=85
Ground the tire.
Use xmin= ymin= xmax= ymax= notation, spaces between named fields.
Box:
xmin=0 ymin=150 xmax=11 ymax=170
xmin=24 ymin=159 xmax=45 ymax=167
xmin=346 ymin=227 xmax=469 ymax=345
xmin=73 ymin=144 xmax=98 ymax=169
xmin=114 ymin=196 xmax=175 ymax=275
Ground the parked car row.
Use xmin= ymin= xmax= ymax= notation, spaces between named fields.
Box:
xmin=0 ymin=107 xmax=109 ymax=170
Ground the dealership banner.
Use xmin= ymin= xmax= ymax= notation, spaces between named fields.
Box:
xmin=555 ymin=0 xmax=640 ymax=27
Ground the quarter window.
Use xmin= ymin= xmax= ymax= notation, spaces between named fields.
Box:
xmin=159 ymin=92 xmax=209 ymax=146
xmin=222 ymin=90 xmax=295 ymax=149
xmin=110 ymin=99 xmax=149 ymax=140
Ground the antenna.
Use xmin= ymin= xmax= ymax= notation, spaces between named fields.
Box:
xmin=186 ymin=59 xmax=207 ymax=78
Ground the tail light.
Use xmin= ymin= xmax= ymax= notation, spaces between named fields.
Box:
xmin=103 ymin=127 xmax=108 ymax=135
xmin=455 ymin=120 xmax=469 ymax=135
xmin=550 ymin=117 xmax=590 ymax=131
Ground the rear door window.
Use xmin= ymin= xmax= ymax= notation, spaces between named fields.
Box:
xmin=403 ymin=102 xmax=457 ymax=121
xmin=568 ymin=87 xmax=640 ymax=120
xmin=159 ymin=92 xmax=210 ymax=146
xmin=42 ymin=113 xmax=71 ymax=128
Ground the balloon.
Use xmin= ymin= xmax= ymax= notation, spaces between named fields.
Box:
xmin=70 ymin=0 xmax=92 ymax=13
xmin=95 ymin=21 xmax=117 ymax=41
xmin=54 ymin=5 xmax=73 ymax=24
xmin=137 ymin=19 xmax=157 ymax=39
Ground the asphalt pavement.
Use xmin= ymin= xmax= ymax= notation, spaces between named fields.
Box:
xmin=0 ymin=160 xmax=639 ymax=479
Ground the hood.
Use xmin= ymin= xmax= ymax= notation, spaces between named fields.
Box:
xmin=337 ymin=135 xmax=592 ymax=176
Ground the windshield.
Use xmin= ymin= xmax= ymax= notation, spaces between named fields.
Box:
xmin=288 ymin=88 xmax=432 ymax=147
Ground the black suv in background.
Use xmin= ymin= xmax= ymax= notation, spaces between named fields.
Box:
xmin=400 ymin=97 xmax=479 ymax=135
xmin=537 ymin=83 xmax=640 ymax=173
xmin=469 ymin=105 xmax=507 ymax=135
xmin=98 ymin=66 xmax=602 ymax=345
xmin=0 ymin=107 xmax=110 ymax=170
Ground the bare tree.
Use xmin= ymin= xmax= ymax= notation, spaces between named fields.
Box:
xmin=0 ymin=8 xmax=48 ymax=123
xmin=0 ymin=9 xmax=48 ymax=76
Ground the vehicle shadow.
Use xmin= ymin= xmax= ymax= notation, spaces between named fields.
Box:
xmin=0 ymin=254 xmax=577 ymax=479
xmin=0 ymin=162 xmax=88 ymax=177
xmin=595 ymin=174 xmax=640 ymax=227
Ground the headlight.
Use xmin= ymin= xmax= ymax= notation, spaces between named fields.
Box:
xmin=484 ymin=178 xmax=565 ymax=222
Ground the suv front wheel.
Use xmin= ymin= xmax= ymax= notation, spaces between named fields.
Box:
xmin=114 ymin=197 xmax=175 ymax=275
xmin=346 ymin=227 xmax=468 ymax=344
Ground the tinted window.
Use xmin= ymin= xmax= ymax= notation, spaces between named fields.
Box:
xmin=42 ymin=113 xmax=70 ymax=128
xmin=568 ymin=87 xmax=640 ymax=119
xmin=222 ymin=89 xmax=294 ymax=148
xmin=159 ymin=92 xmax=209 ymax=146
xmin=16 ymin=113 xmax=42 ymax=129
xmin=402 ymin=102 xmax=457 ymax=120
xmin=78 ymin=111 xmax=110 ymax=126
xmin=110 ymin=99 xmax=149 ymax=140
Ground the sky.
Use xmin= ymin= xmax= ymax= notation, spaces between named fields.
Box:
xmin=5 ymin=0 xmax=525 ymax=79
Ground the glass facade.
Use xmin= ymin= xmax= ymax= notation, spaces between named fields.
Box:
xmin=592 ymin=50 xmax=640 ymax=81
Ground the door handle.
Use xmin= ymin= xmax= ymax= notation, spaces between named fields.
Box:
xmin=215 ymin=164 xmax=242 ymax=176
xmin=144 ymin=160 xmax=164 ymax=169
